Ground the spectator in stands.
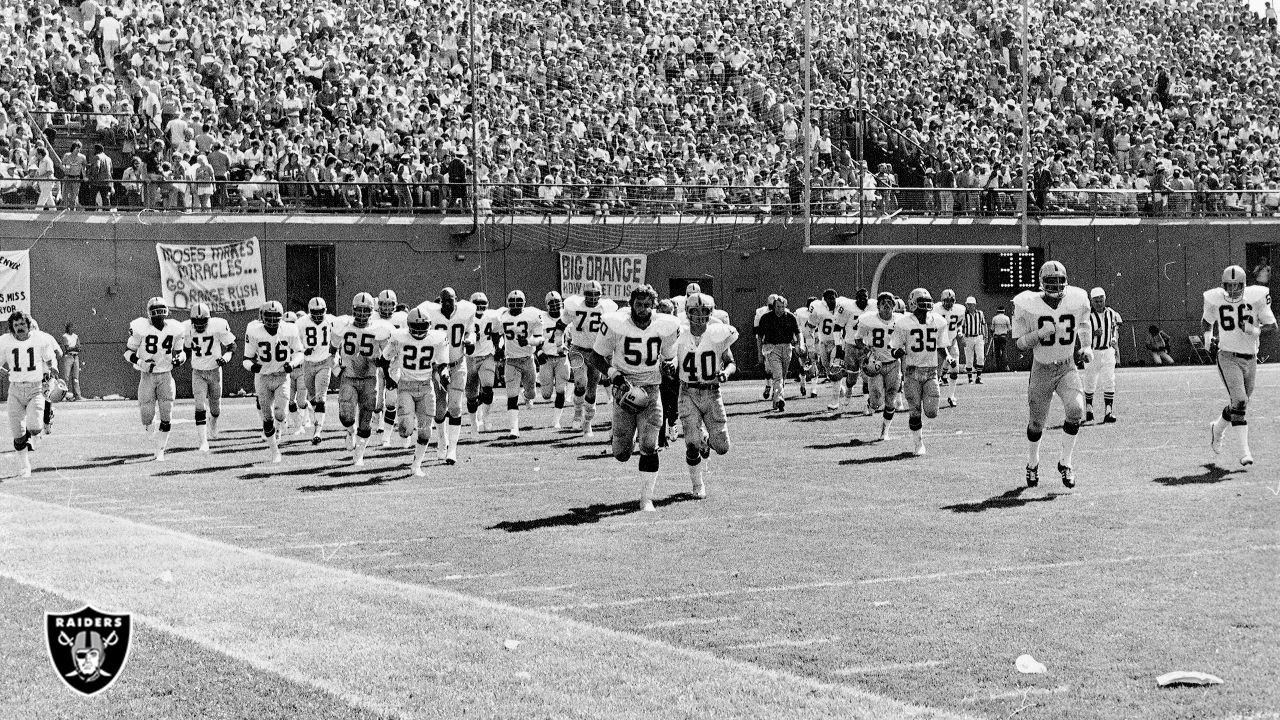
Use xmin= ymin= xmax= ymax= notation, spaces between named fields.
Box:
xmin=86 ymin=143 xmax=112 ymax=210
xmin=60 ymin=141 xmax=86 ymax=210
xmin=32 ymin=147 xmax=56 ymax=209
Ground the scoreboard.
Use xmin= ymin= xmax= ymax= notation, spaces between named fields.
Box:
xmin=983 ymin=249 xmax=1044 ymax=293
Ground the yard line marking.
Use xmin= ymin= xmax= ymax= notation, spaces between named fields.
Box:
xmin=725 ymin=636 xmax=841 ymax=650
xmin=834 ymin=661 xmax=946 ymax=675
xmin=493 ymin=584 xmax=576 ymax=595
xmin=641 ymin=616 xmax=741 ymax=629
xmin=203 ymin=524 xmax=258 ymax=531
xmin=338 ymin=551 xmax=404 ymax=561
xmin=257 ymin=537 xmax=440 ymax=552
xmin=435 ymin=572 xmax=513 ymax=582
xmin=152 ymin=516 xmax=232 ymax=524
xmin=384 ymin=561 xmax=453 ymax=571
xmin=608 ymin=508 xmax=829 ymax=528
xmin=975 ymin=686 xmax=1070 ymax=702
xmin=0 ymin=493 xmax=976 ymax=720
xmin=537 ymin=545 xmax=1277 ymax=611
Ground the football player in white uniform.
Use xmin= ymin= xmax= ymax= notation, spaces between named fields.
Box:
xmin=373 ymin=289 xmax=408 ymax=438
xmin=808 ymin=289 xmax=843 ymax=408
xmin=243 ymin=301 xmax=303 ymax=463
xmin=793 ymin=296 xmax=814 ymax=399
xmin=753 ymin=294 xmax=778 ymax=400
xmin=125 ymin=297 xmax=187 ymax=461
xmin=282 ymin=311 xmax=307 ymax=430
xmin=932 ymin=289 xmax=965 ymax=407
xmin=563 ymin=281 xmax=618 ymax=436
xmin=674 ymin=293 xmax=737 ymax=499
xmin=383 ymin=306 xmax=451 ymax=475
xmin=855 ymin=293 xmax=902 ymax=442
xmin=2 ymin=311 xmax=60 ymax=476
xmin=1013 ymin=261 xmax=1092 ymax=488
xmin=182 ymin=303 xmax=235 ymax=452
xmin=465 ymin=292 xmax=503 ymax=436
xmin=591 ymin=284 xmax=681 ymax=511
xmin=889 ymin=289 xmax=948 ymax=456
xmin=296 ymin=297 xmax=338 ymax=445
xmin=331 ymin=292 xmax=392 ymax=466
xmin=496 ymin=290 xmax=544 ymax=437
xmin=538 ymin=291 xmax=572 ymax=429
xmin=1204 ymin=265 xmax=1276 ymax=466
xmin=834 ymin=289 xmax=871 ymax=410
xmin=1084 ymin=288 xmax=1122 ymax=424
xmin=422 ymin=287 xmax=476 ymax=460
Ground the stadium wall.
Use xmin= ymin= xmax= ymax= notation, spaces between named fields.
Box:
xmin=1 ymin=214 xmax=1275 ymax=398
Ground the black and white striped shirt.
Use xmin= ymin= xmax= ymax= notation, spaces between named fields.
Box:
xmin=1090 ymin=307 xmax=1123 ymax=350
xmin=961 ymin=310 xmax=986 ymax=337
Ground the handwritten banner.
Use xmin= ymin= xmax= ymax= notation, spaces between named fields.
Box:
xmin=0 ymin=250 xmax=31 ymax=316
xmin=559 ymin=252 xmax=647 ymax=300
xmin=155 ymin=237 xmax=264 ymax=312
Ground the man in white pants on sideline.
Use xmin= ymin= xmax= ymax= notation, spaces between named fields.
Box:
xmin=1084 ymin=287 xmax=1122 ymax=423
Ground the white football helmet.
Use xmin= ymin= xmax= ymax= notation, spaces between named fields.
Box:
xmin=583 ymin=281 xmax=602 ymax=306
xmin=470 ymin=292 xmax=488 ymax=313
xmin=352 ymin=292 xmax=376 ymax=326
xmin=308 ymin=297 xmax=327 ymax=320
xmin=407 ymin=306 xmax=431 ymax=337
xmin=260 ymin=300 xmax=284 ymax=331
xmin=686 ymin=292 xmax=715 ymax=324
xmin=1040 ymin=261 xmax=1068 ymax=299
xmin=908 ymin=288 xmax=933 ymax=312
xmin=190 ymin=302 xmax=212 ymax=332
xmin=147 ymin=296 xmax=169 ymax=319
xmin=618 ymin=383 xmax=651 ymax=414
xmin=1222 ymin=265 xmax=1246 ymax=302
xmin=940 ymin=289 xmax=956 ymax=308
xmin=507 ymin=290 xmax=526 ymax=313
xmin=685 ymin=282 xmax=701 ymax=296
xmin=544 ymin=291 xmax=563 ymax=315
xmin=377 ymin=289 xmax=397 ymax=317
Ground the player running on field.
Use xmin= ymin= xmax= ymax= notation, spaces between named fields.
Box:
xmin=182 ymin=302 xmax=235 ymax=452
xmin=1204 ymin=265 xmax=1276 ymax=466
xmin=496 ymin=290 xmax=544 ymax=438
xmin=332 ymin=292 xmax=392 ymax=466
xmin=422 ymin=287 xmax=476 ymax=461
xmin=242 ymin=301 xmax=303 ymax=464
xmin=562 ymin=281 xmax=618 ymax=437
xmin=1 ymin=311 xmax=60 ymax=477
xmin=854 ymin=292 xmax=903 ymax=442
xmin=889 ymin=289 xmax=949 ymax=456
xmin=383 ymin=306 xmax=451 ymax=475
xmin=124 ymin=297 xmax=187 ymax=461
xmin=675 ymin=292 xmax=737 ymax=499
xmin=296 ymin=297 xmax=338 ymax=445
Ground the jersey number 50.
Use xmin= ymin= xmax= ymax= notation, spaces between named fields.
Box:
xmin=623 ymin=336 xmax=662 ymax=366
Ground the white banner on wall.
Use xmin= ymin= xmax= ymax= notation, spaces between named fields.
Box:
xmin=559 ymin=252 xmax=648 ymax=300
xmin=155 ymin=237 xmax=265 ymax=312
xmin=0 ymin=250 xmax=31 ymax=316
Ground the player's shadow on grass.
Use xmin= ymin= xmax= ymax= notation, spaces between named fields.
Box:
xmin=241 ymin=465 xmax=333 ymax=480
xmin=940 ymin=487 xmax=1063 ymax=513
xmin=488 ymin=494 xmax=695 ymax=532
xmin=151 ymin=461 xmax=256 ymax=477
xmin=490 ymin=437 xmax=563 ymax=448
xmin=839 ymin=451 xmax=915 ymax=465
xmin=297 ymin=474 xmax=401 ymax=492
xmin=44 ymin=452 xmax=165 ymax=471
xmin=1153 ymin=463 xmax=1245 ymax=486
xmin=807 ymin=439 xmax=877 ymax=450
xmin=727 ymin=409 xmax=773 ymax=417
xmin=793 ymin=413 xmax=850 ymax=423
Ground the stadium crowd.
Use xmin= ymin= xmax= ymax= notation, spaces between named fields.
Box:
xmin=0 ymin=0 xmax=1278 ymax=214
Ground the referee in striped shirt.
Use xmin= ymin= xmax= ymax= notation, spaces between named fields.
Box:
xmin=1084 ymin=287 xmax=1123 ymax=423
xmin=960 ymin=297 xmax=987 ymax=384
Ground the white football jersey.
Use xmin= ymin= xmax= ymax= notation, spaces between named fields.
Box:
xmin=1012 ymin=286 xmax=1092 ymax=364
xmin=383 ymin=327 xmax=450 ymax=382
xmin=377 ymin=310 xmax=408 ymax=330
xmin=795 ymin=306 xmax=814 ymax=341
xmin=471 ymin=309 xmax=503 ymax=357
xmin=296 ymin=313 xmax=337 ymax=362
xmin=331 ymin=318 xmax=392 ymax=378
xmin=1203 ymin=285 xmax=1275 ymax=354
xmin=127 ymin=318 xmax=187 ymax=373
xmin=932 ymin=303 xmax=966 ymax=345
xmin=889 ymin=311 xmax=948 ymax=368
xmin=854 ymin=311 xmax=901 ymax=363
xmin=182 ymin=317 xmax=236 ymax=371
xmin=753 ymin=305 xmax=770 ymax=329
xmin=0 ymin=332 xmax=58 ymax=383
xmin=814 ymin=297 xmax=844 ymax=340
xmin=244 ymin=320 xmax=303 ymax=375
xmin=593 ymin=311 xmax=681 ymax=386
xmin=541 ymin=309 xmax=567 ymax=356
xmin=422 ymin=300 xmax=478 ymax=363
xmin=562 ymin=295 xmax=619 ymax=349
xmin=674 ymin=322 xmax=738 ymax=384
xmin=496 ymin=308 xmax=545 ymax=359
xmin=831 ymin=298 xmax=865 ymax=342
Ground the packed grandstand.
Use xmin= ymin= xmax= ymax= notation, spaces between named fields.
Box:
xmin=0 ymin=0 xmax=1278 ymax=214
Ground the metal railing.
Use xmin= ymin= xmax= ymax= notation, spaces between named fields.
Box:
xmin=1 ymin=179 xmax=1278 ymax=218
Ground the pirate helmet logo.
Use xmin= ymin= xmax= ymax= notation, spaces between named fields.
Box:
xmin=46 ymin=605 xmax=132 ymax=696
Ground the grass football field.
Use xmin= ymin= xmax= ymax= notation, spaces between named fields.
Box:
xmin=0 ymin=366 xmax=1276 ymax=719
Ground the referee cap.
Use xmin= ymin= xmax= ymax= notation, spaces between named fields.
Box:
xmin=1089 ymin=287 xmax=1106 ymax=299
xmin=964 ymin=296 xmax=976 ymax=304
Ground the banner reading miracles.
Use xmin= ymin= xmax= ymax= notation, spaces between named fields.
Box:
xmin=155 ymin=237 xmax=265 ymax=312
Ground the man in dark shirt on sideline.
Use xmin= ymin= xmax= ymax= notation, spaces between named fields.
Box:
xmin=755 ymin=295 xmax=802 ymax=411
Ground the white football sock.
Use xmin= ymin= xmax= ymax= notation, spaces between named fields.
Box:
xmin=1028 ymin=438 xmax=1041 ymax=467
xmin=267 ymin=432 xmax=281 ymax=461
xmin=1060 ymin=431 xmax=1078 ymax=467
xmin=508 ymin=409 xmax=519 ymax=434
xmin=18 ymin=447 xmax=30 ymax=476
xmin=313 ymin=412 xmax=325 ymax=436
xmin=639 ymin=471 xmax=658 ymax=508
xmin=354 ymin=436 xmax=367 ymax=465
xmin=197 ymin=424 xmax=209 ymax=448
xmin=446 ymin=421 xmax=461 ymax=455
xmin=1238 ymin=424 xmax=1251 ymax=456
xmin=689 ymin=463 xmax=704 ymax=496
xmin=412 ymin=441 xmax=427 ymax=470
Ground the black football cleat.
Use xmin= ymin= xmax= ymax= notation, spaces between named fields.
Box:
xmin=1058 ymin=462 xmax=1075 ymax=488
xmin=762 ymin=386 xmax=771 ymax=400
xmin=1026 ymin=465 xmax=1039 ymax=487
xmin=1086 ymin=410 xmax=1095 ymax=423
xmin=1103 ymin=414 xmax=1117 ymax=424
